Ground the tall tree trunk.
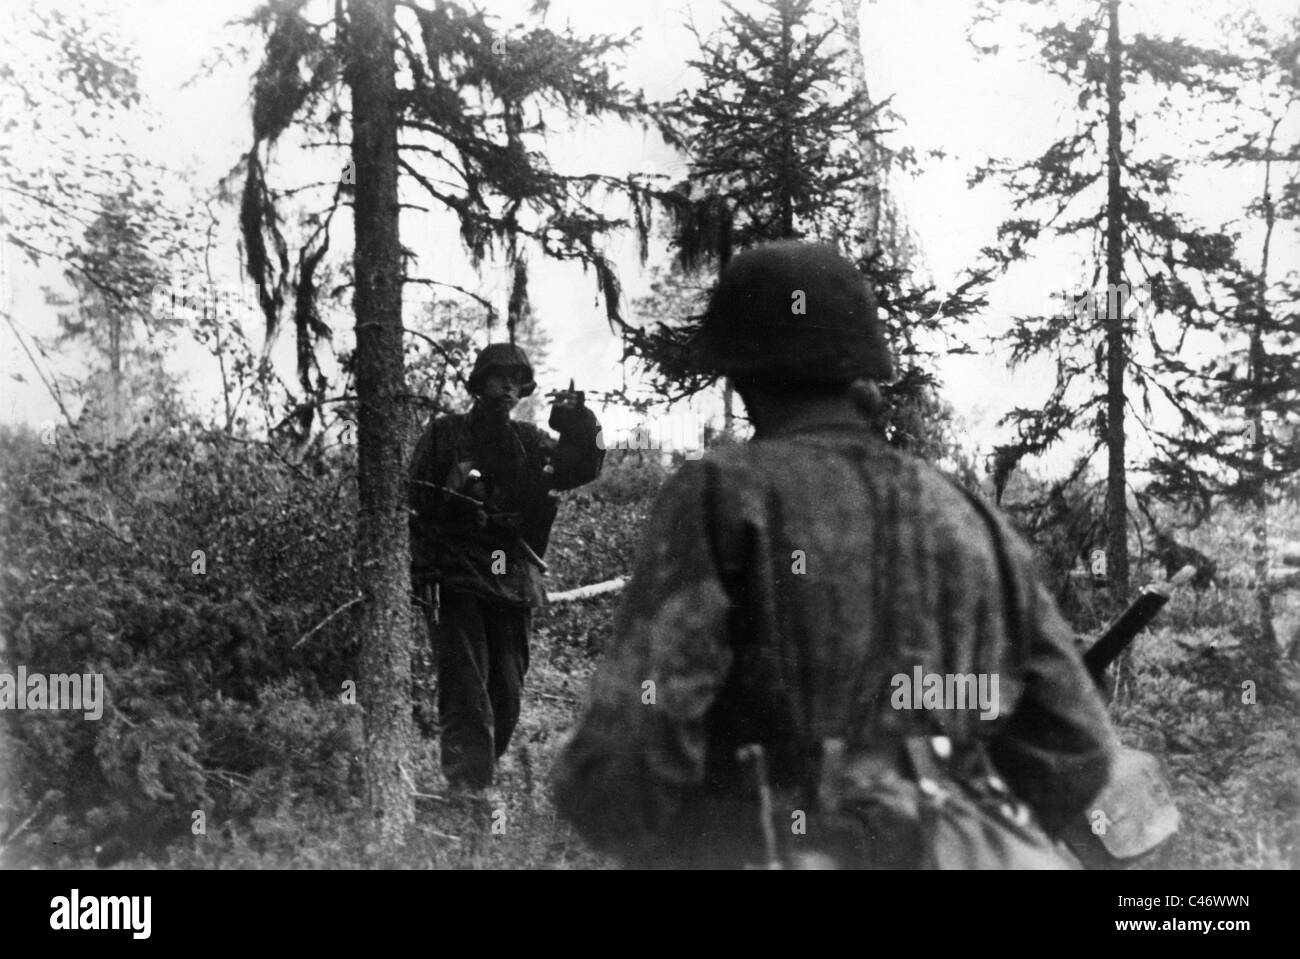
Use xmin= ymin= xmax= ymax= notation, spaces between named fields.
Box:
xmin=837 ymin=0 xmax=883 ymax=261
xmin=346 ymin=0 xmax=413 ymax=849
xmin=1248 ymin=119 xmax=1281 ymax=653
xmin=1103 ymin=0 xmax=1130 ymax=601
xmin=778 ymin=1 xmax=795 ymax=237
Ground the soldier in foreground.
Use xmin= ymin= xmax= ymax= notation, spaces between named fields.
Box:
xmin=409 ymin=344 xmax=603 ymax=792
xmin=552 ymin=241 xmax=1120 ymax=868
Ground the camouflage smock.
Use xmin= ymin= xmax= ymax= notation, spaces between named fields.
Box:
xmin=552 ymin=418 xmax=1120 ymax=867
xmin=408 ymin=403 xmax=603 ymax=608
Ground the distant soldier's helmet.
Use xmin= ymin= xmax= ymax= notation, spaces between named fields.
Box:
xmin=467 ymin=343 xmax=536 ymax=397
xmin=695 ymin=240 xmax=893 ymax=383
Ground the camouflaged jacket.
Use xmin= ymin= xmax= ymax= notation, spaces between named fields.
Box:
xmin=552 ymin=419 xmax=1120 ymax=867
xmin=408 ymin=403 xmax=603 ymax=607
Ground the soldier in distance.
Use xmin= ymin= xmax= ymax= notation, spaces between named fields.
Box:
xmin=410 ymin=344 xmax=604 ymax=793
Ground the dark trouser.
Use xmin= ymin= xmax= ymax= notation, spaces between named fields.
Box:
xmin=426 ymin=590 xmax=531 ymax=789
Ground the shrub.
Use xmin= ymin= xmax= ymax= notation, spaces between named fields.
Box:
xmin=0 ymin=419 xmax=363 ymax=865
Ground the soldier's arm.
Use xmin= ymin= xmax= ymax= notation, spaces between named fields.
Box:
xmin=989 ymin=542 xmax=1121 ymax=836
xmin=551 ymin=461 xmax=733 ymax=863
xmin=544 ymin=405 xmax=604 ymax=490
xmin=513 ymin=415 xmax=603 ymax=491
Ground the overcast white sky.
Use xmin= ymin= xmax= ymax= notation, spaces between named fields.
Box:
xmin=1 ymin=0 xmax=1295 ymax=475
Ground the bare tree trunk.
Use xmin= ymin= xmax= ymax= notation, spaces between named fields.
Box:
xmin=1103 ymin=0 xmax=1130 ymax=602
xmin=837 ymin=0 xmax=883 ymax=261
xmin=346 ymin=0 xmax=413 ymax=850
xmin=778 ymin=2 xmax=795 ymax=238
xmin=1248 ymin=119 xmax=1281 ymax=653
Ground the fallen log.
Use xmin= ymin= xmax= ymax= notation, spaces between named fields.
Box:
xmin=548 ymin=577 xmax=627 ymax=604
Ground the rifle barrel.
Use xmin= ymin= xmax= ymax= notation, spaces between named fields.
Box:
xmin=1082 ymin=585 xmax=1171 ymax=679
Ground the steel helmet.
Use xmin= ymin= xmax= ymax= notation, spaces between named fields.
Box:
xmin=695 ymin=240 xmax=893 ymax=384
xmin=467 ymin=343 xmax=536 ymax=397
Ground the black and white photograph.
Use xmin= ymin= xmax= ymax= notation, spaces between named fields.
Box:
xmin=0 ymin=0 xmax=1296 ymax=903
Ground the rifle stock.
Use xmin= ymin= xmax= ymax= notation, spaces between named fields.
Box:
xmin=1064 ymin=565 xmax=1195 ymax=865
xmin=1082 ymin=565 xmax=1196 ymax=680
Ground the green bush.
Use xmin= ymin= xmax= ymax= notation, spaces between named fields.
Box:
xmin=0 ymin=420 xmax=363 ymax=865
xmin=584 ymin=447 xmax=672 ymax=505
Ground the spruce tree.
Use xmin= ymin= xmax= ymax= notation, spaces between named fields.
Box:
xmin=630 ymin=0 xmax=984 ymax=453
xmin=0 ymin=8 xmax=195 ymax=429
xmin=1145 ymin=11 xmax=1300 ymax=651
xmin=972 ymin=0 xmax=1243 ymax=601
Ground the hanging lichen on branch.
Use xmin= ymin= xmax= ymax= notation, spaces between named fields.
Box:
xmin=236 ymin=0 xmax=673 ymax=452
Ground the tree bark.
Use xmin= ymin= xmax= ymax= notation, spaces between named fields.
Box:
xmin=778 ymin=1 xmax=795 ymax=237
xmin=837 ymin=0 xmax=883 ymax=261
xmin=1248 ymin=119 xmax=1280 ymax=653
xmin=346 ymin=0 xmax=413 ymax=849
xmin=1104 ymin=0 xmax=1130 ymax=601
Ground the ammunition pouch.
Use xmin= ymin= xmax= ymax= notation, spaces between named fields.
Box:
xmin=811 ymin=736 xmax=1077 ymax=870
